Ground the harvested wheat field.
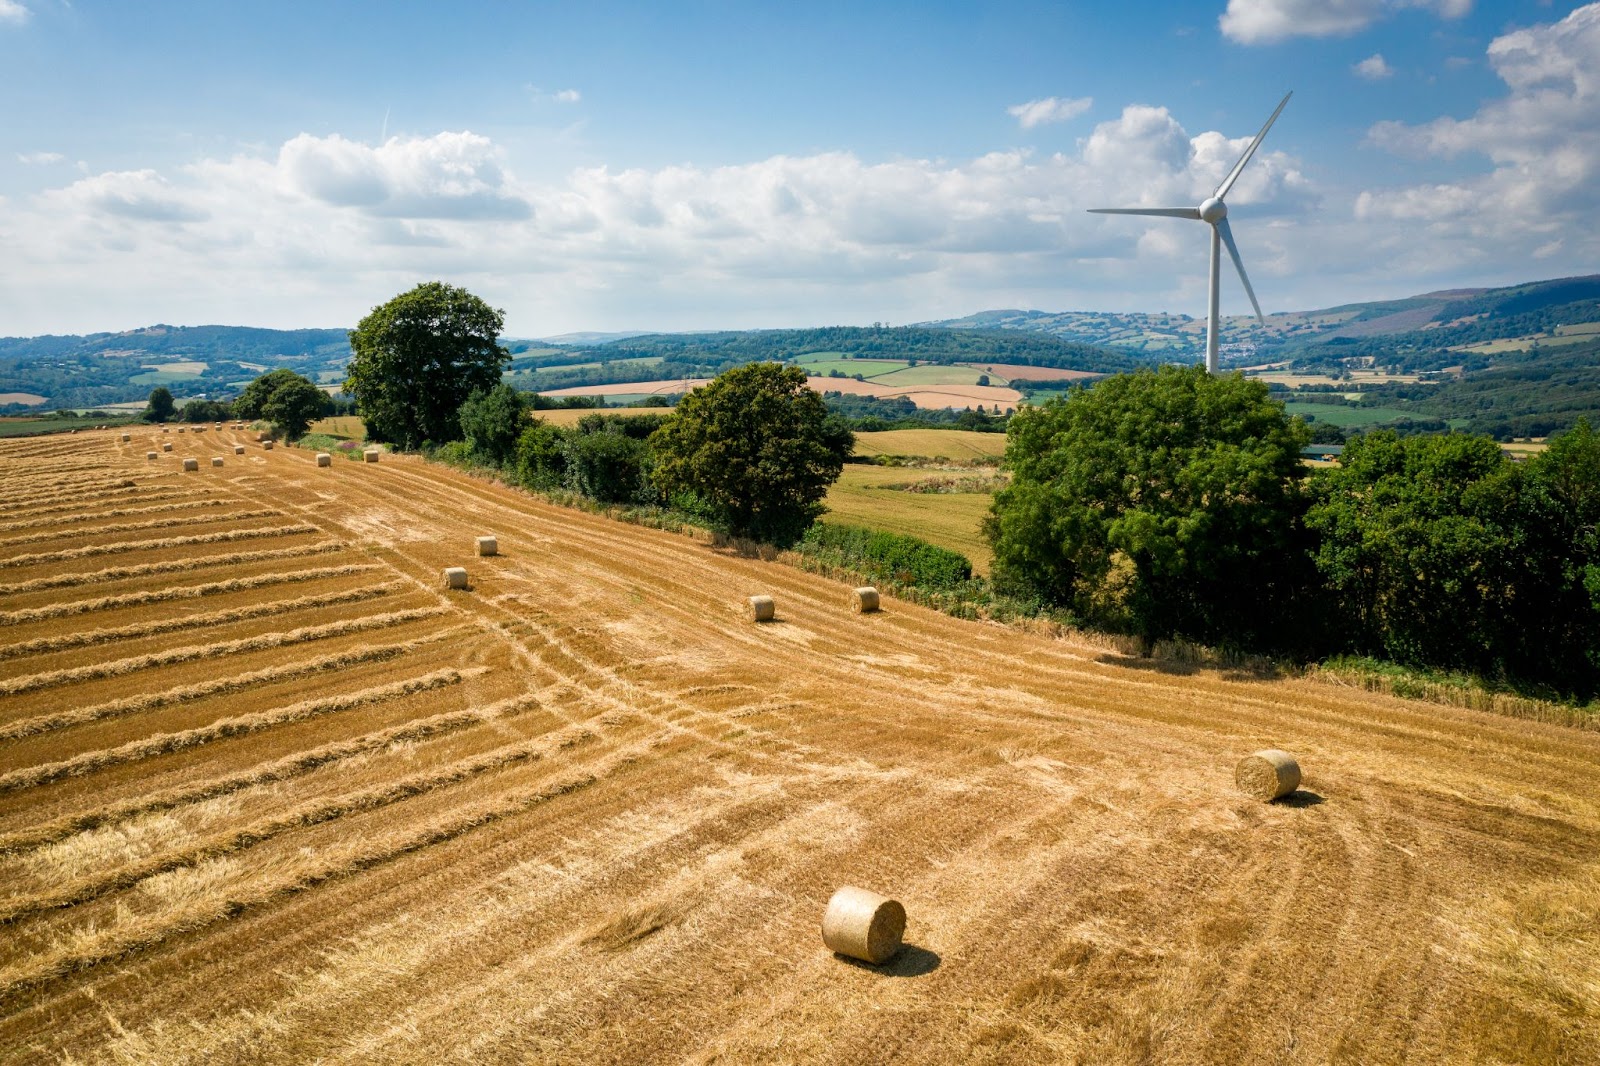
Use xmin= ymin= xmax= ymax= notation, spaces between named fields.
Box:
xmin=1 ymin=425 xmax=1598 ymax=1065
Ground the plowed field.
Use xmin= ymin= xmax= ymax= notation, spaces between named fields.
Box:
xmin=2 ymin=427 xmax=1597 ymax=1065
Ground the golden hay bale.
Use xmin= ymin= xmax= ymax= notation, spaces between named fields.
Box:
xmin=747 ymin=595 xmax=775 ymax=623
xmin=145 ymin=451 xmax=158 ymax=461
xmin=233 ymin=444 xmax=245 ymax=455
xmin=211 ymin=457 xmax=224 ymax=468
xmin=161 ymin=442 xmax=173 ymax=452
xmin=442 ymin=566 xmax=469 ymax=590
xmin=476 ymin=535 xmax=497 ymax=557
xmin=182 ymin=458 xmax=199 ymax=472
xmin=316 ymin=452 xmax=332 ymax=467
xmin=161 ymin=428 xmax=168 ymax=433
xmin=851 ymin=586 xmax=880 ymax=614
xmin=822 ymin=885 xmax=906 ymax=964
xmin=257 ymin=432 xmax=272 ymax=442
xmin=1235 ymin=749 xmax=1302 ymax=801
xmin=120 ymin=433 xmax=131 ymax=442
xmin=262 ymin=440 xmax=274 ymax=451
xmin=363 ymin=448 xmax=380 ymax=463
xmin=177 ymin=427 xmax=186 ymax=433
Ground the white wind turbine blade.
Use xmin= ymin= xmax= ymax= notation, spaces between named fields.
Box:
xmin=1216 ymin=217 xmax=1263 ymax=324
xmin=1213 ymin=91 xmax=1292 ymax=201
xmin=1087 ymin=207 xmax=1202 ymax=219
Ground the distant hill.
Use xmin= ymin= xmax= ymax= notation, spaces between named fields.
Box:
xmin=0 ymin=325 xmax=350 ymax=411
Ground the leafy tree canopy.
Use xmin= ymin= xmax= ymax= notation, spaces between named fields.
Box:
xmin=143 ymin=386 xmax=175 ymax=423
xmin=650 ymin=362 xmax=854 ymax=546
xmin=346 ymin=282 xmax=508 ymax=448
xmin=232 ymin=368 xmax=327 ymax=439
xmin=985 ymin=366 xmax=1311 ymax=649
xmin=457 ymin=383 xmax=528 ymax=466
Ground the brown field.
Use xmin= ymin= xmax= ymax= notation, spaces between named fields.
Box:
xmin=1 ymin=426 xmax=1598 ymax=1064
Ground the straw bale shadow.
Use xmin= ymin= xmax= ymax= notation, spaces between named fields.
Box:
xmin=1276 ymin=789 xmax=1325 ymax=808
xmin=834 ymin=944 xmax=941 ymax=978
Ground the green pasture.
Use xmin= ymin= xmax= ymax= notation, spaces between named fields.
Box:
xmin=1284 ymin=401 xmax=1421 ymax=428
xmin=868 ymin=364 xmax=986 ymax=387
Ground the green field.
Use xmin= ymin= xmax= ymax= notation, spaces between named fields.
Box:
xmin=0 ymin=416 xmax=138 ymax=437
xmin=792 ymin=354 xmax=911 ymax=378
xmin=130 ymin=370 xmax=206 ymax=386
xmin=1284 ymin=401 xmax=1421 ymax=428
xmin=867 ymin=364 xmax=986 ymax=387
xmin=823 ymin=464 xmax=996 ymax=574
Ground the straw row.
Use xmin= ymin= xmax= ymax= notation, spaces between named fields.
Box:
xmin=0 ymin=605 xmax=448 ymax=698
xmin=0 ymin=666 xmax=474 ymax=794
xmin=0 ymin=540 xmax=346 ymax=596
xmin=0 ymin=498 xmax=232 ymax=536
xmin=0 ymin=692 xmax=542 ymax=853
xmin=0 ymin=638 xmax=437 ymax=743
xmin=0 ymin=488 xmax=191 ymax=524
xmin=0 ymin=524 xmax=318 ymax=569
xmin=0 ymin=563 xmax=380 ymax=626
xmin=0 ymin=509 xmax=279 ymax=548
xmin=0 ymin=582 xmax=403 ymax=662
xmin=0 ymin=718 xmax=594 ymax=923
xmin=0 ymin=765 xmax=603 ymax=1000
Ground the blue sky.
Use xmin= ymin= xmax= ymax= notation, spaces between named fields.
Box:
xmin=2 ymin=1 xmax=1596 ymax=336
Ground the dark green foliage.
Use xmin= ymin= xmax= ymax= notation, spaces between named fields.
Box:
xmin=797 ymin=523 xmax=973 ymax=590
xmin=985 ymin=366 xmax=1312 ymax=650
xmin=457 ymin=384 xmax=528 ymax=465
xmin=650 ymin=363 xmax=854 ymax=546
xmin=562 ymin=428 xmax=653 ymax=503
xmin=179 ymin=399 xmax=232 ymax=423
xmin=346 ymin=282 xmax=508 ymax=449
xmin=232 ymin=368 xmax=327 ymax=440
xmin=513 ymin=420 xmax=570 ymax=490
xmin=143 ymin=387 xmax=175 ymax=423
xmin=1305 ymin=424 xmax=1600 ymax=697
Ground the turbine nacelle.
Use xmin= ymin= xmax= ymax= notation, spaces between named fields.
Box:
xmin=1198 ymin=197 xmax=1226 ymax=224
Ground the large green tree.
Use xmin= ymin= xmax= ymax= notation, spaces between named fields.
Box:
xmin=985 ymin=365 xmax=1312 ymax=649
xmin=650 ymin=362 xmax=853 ymax=545
xmin=346 ymin=282 xmax=508 ymax=448
xmin=143 ymin=386 xmax=175 ymax=424
xmin=232 ymin=368 xmax=326 ymax=439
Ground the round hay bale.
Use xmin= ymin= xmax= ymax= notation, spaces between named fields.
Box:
xmin=182 ymin=457 xmax=199 ymax=472
xmin=363 ymin=448 xmax=380 ymax=463
xmin=822 ymin=886 xmax=906 ymax=964
xmin=851 ymin=586 xmax=880 ymax=614
xmin=211 ymin=457 xmax=224 ymax=467
xmin=146 ymin=451 xmax=158 ymax=461
xmin=233 ymin=444 xmax=245 ymax=455
xmin=1235 ymin=749 xmax=1301 ymax=802
xmin=262 ymin=440 xmax=274 ymax=451
xmin=476 ymin=535 xmax=498 ymax=557
xmin=442 ymin=566 xmax=469 ymax=590
xmin=316 ymin=452 xmax=332 ymax=467
xmin=161 ymin=442 xmax=173 ymax=452
xmin=747 ymin=595 xmax=775 ymax=623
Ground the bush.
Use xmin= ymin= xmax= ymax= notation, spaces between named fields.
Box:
xmin=513 ymin=420 xmax=571 ymax=490
xmin=797 ymin=523 xmax=973 ymax=590
xmin=562 ymin=428 xmax=653 ymax=504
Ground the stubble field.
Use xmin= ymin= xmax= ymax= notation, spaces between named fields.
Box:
xmin=1 ymin=426 xmax=1597 ymax=1064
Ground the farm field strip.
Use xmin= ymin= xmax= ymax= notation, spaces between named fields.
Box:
xmin=0 ymin=498 xmax=241 ymax=535
xmin=0 ymin=523 xmax=319 ymax=569
xmin=0 ymin=487 xmax=194 ymax=523
xmin=0 ymin=508 xmax=281 ymax=548
xmin=1 ymin=431 xmax=1597 ymax=1064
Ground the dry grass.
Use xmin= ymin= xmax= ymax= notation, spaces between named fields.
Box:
xmin=0 ymin=523 xmax=318 ymax=569
xmin=1 ymin=433 xmax=1597 ymax=1065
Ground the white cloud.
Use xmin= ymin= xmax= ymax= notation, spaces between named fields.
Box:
xmin=1356 ymin=4 xmax=1600 ymax=269
xmin=1007 ymin=96 xmax=1093 ymax=129
xmin=17 ymin=151 xmax=65 ymax=165
xmin=1354 ymin=53 xmax=1393 ymax=79
xmin=529 ymin=86 xmax=582 ymax=105
xmin=0 ymin=106 xmax=1325 ymax=333
xmin=554 ymin=89 xmax=580 ymax=103
xmin=0 ymin=1 xmax=29 ymax=25
xmin=1220 ymin=0 xmax=1470 ymax=45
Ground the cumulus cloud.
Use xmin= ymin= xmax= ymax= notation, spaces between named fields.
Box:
xmin=1220 ymin=0 xmax=1469 ymax=45
xmin=17 ymin=151 xmax=64 ymax=165
xmin=0 ymin=0 xmax=29 ymax=25
xmin=0 ymin=108 xmax=1323 ymax=333
xmin=1354 ymin=53 xmax=1393 ymax=79
xmin=1007 ymin=96 xmax=1093 ymax=129
xmin=1361 ymin=1 xmax=1600 ymax=241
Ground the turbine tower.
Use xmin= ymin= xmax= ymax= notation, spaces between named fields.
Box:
xmin=1089 ymin=92 xmax=1291 ymax=374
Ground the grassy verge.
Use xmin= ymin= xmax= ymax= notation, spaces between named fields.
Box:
xmin=1310 ymin=656 xmax=1597 ymax=731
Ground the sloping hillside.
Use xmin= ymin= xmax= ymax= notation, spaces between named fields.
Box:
xmin=1 ymin=429 xmax=1595 ymax=1064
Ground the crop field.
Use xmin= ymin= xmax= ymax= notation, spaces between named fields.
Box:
xmin=1 ymin=427 xmax=1598 ymax=1064
xmin=823 ymin=465 xmax=999 ymax=573
xmin=851 ymin=429 xmax=1008 ymax=462
xmin=957 ymin=363 xmax=1101 ymax=384
xmin=1283 ymin=401 xmax=1424 ymax=429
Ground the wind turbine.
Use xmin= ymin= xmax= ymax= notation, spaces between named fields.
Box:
xmin=1089 ymin=92 xmax=1291 ymax=373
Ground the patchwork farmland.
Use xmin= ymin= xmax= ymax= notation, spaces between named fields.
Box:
xmin=1 ymin=427 xmax=1597 ymax=1064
